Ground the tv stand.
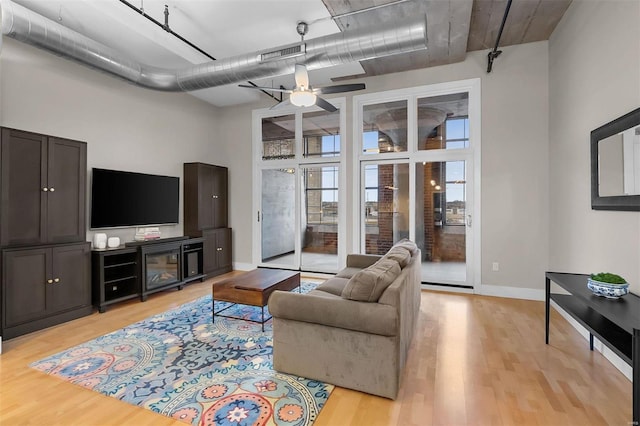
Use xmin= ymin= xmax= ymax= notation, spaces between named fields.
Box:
xmin=92 ymin=236 xmax=204 ymax=312
xmin=545 ymin=271 xmax=640 ymax=424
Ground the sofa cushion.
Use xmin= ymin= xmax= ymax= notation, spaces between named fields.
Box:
xmin=342 ymin=258 xmax=401 ymax=302
xmin=335 ymin=267 xmax=362 ymax=279
xmin=383 ymin=246 xmax=412 ymax=268
xmin=316 ymin=277 xmax=349 ymax=296
xmin=392 ymin=239 xmax=419 ymax=256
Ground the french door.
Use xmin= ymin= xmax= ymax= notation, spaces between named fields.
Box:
xmin=354 ymin=79 xmax=480 ymax=289
xmin=254 ymin=101 xmax=346 ymax=274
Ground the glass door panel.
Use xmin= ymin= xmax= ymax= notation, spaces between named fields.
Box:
xmin=301 ymin=166 xmax=339 ymax=272
xmin=415 ymin=160 xmax=467 ymax=283
xmin=261 ymin=168 xmax=296 ymax=266
xmin=362 ymin=162 xmax=410 ymax=255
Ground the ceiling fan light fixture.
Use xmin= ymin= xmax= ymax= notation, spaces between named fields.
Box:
xmin=290 ymin=90 xmax=316 ymax=107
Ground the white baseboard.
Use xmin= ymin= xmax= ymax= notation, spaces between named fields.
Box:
xmin=478 ymin=284 xmax=545 ymax=301
xmin=550 ymin=301 xmax=632 ymax=381
xmin=232 ymin=262 xmax=255 ymax=271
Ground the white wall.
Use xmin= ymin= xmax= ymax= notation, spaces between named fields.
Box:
xmin=219 ymin=41 xmax=550 ymax=292
xmin=548 ymin=0 xmax=640 ymax=293
xmin=0 ymin=38 xmax=223 ymax=244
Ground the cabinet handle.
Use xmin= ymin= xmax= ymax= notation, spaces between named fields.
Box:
xmin=47 ymin=279 xmax=53 ymax=284
xmin=49 ymin=187 xmax=55 ymax=192
xmin=43 ymin=187 xmax=49 ymax=192
xmin=212 ymin=195 xmax=218 ymax=199
xmin=217 ymin=247 xmax=223 ymax=251
xmin=54 ymin=278 xmax=60 ymax=283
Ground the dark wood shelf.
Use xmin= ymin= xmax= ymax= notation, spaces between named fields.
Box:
xmin=104 ymin=261 xmax=136 ymax=269
xmin=551 ymin=293 xmax=632 ymax=363
xmin=546 ymin=271 xmax=640 ymax=423
xmin=104 ymin=275 xmax=138 ymax=285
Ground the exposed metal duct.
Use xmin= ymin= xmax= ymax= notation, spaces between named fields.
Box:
xmin=0 ymin=0 xmax=427 ymax=92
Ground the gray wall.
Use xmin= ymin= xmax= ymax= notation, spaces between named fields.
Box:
xmin=220 ymin=41 xmax=550 ymax=292
xmin=0 ymin=38 xmax=223 ymax=244
xmin=548 ymin=0 xmax=640 ymax=293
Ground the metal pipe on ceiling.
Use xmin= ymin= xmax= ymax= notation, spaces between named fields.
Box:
xmin=0 ymin=0 xmax=428 ymax=92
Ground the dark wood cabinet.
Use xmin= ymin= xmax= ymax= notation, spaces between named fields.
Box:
xmin=0 ymin=127 xmax=90 ymax=342
xmin=1 ymin=242 xmax=91 ymax=339
xmin=202 ymin=228 xmax=232 ymax=276
xmin=184 ymin=162 xmax=228 ymax=233
xmin=0 ymin=128 xmax=86 ymax=247
xmin=184 ymin=162 xmax=232 ymax=279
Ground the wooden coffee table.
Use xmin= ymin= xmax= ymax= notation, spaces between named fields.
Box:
xmin=212 ymin=269 xmax=301 ymax=331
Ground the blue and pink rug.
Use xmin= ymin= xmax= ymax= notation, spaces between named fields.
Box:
xmin=31 ymin=282 xmax=333 ymax=425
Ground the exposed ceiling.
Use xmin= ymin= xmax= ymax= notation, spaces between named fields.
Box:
xmin=6 ymin=0 xmax=572 ymax=108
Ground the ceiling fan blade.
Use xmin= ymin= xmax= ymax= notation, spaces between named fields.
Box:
xmin=294 ymin=64 xmax=309 ymax=89
xmin=238 ymin=84 xmax=292 ymax=93
xmin=316 ymin=83 xmax=366 ymax=94
xmin=315 ymin=96 xmax=338 ymax=113
xmin=269 ymin=99 xmax=292 ymax=110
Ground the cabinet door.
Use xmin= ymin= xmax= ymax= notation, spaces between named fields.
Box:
xmin=0 ymin=128 xmax=47 ymax=246
xmin=202 ymin=229 xmax=217 ymax=274
xmin=49 ymin=243 xmax=90 ymax=313
xmin=215 ymin=228 xmax=232 ymax=269
xmin=202 ymin=228 xmax=232 ymax=275
xmin=2 ymin=247 xmax=49 ymax=327
xmin=198 ymin=165 xmax=216 ymax=230
xmin=47 ymin=138 xmax=87 ymax=243
xmin=211 ymin=167 xmax=228 ymax=229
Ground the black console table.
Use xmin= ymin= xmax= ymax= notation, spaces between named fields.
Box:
xmin=92 ymin=237 xmax=205 ymax=312
xmin=545 ymin=271 xmax=640 ymax=423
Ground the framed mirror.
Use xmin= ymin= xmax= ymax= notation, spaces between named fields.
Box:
xmin=591 ymin=107 xmax=640 ymax=211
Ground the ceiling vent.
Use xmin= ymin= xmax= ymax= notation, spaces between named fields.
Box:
xmin=260 ymin=43 xmax=306 ymax=63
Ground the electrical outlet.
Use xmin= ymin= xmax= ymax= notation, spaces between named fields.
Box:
xmin=492 ymin=262 xmax=499 ymax=272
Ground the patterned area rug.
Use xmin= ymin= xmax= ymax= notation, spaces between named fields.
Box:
xmin=31 ymin=282 xmax=333 ymax=425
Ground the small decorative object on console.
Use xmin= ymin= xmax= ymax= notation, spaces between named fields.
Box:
xmin=134 ymin=227 xmax=161 ymax=241
xmin=587 ymin=272 xmax=629 ymax=299
xmin=107 ymin=237 xmax=120 ymax=248
xmin=93 ymin=233 xmax=107 ymax=249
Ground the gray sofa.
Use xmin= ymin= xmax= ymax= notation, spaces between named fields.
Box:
xmin=268 ymin=240 xmax=421 ymax=399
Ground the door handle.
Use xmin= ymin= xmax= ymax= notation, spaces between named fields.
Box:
xmin=467 ymin=214 xmax=472 ymax=227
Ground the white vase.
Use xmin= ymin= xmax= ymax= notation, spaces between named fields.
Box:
xmin=93 ymin=233 xmax=107 ymax=249
xmin=107 ymin=237 xmax=121 ymax=248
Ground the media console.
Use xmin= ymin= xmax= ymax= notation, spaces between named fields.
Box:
xmin=545 ymin=271 xmax=640 ymax=424
xmin=92 ymin=236 xmax=205 ymax=313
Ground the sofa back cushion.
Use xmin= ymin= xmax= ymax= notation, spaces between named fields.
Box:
xmin=392 ymin=239 xmax=419 ymax=256
xmin=342 ymin=258 xmax=401 ymax=302
xmin=383 ymin=246 xmax=412 ymax=268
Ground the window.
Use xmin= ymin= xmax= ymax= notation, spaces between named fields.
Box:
xmin=444 ymin=161 xmax=466 ymax=225
xmin=445 ymin=117 xmax=469 ymax=149
xmin=304 ymin=166 xmax=339 ymax=225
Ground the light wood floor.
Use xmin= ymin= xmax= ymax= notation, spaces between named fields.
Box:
xmin=0 ymin=272 xmax=632 ymax=425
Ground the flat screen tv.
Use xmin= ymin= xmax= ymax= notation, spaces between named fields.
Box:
xmin=90 ymin=168 xmax=179 ymax=229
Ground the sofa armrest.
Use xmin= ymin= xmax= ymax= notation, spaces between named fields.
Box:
xmin=269 ymin=291 xmax=397 ymax=336
xmin=345 ymin=254 xmax=382 ymax=269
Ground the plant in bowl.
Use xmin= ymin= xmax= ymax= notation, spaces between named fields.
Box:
xmin=587 ymin=272 xmax=629 ymax=298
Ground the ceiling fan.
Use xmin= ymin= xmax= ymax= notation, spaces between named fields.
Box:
xmin=238 ymin=22 xmax=366 ymax=112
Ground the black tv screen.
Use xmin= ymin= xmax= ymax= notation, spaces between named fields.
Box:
xmin=90 ymin=168 xmax=179 ymax=229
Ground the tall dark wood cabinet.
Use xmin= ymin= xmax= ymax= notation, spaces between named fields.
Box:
xmin=0 ymin=127 xmax=90 ymax=341
xmin=184 ymin=163 xmax=232 ymax=278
